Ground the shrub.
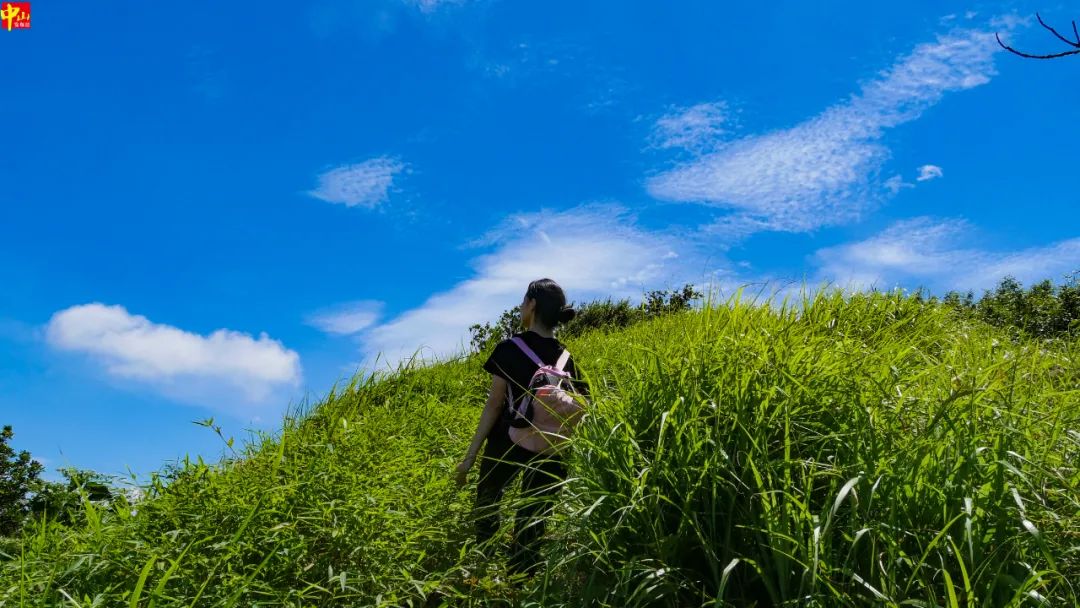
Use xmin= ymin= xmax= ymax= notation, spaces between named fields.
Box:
xmin=938 ymin=272 xmax=1080 ymax=340
xmin=0 ymin=425 xmax=43 ymax=538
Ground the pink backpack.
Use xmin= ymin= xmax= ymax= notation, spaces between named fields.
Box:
xmin=505 ymin=337 xmax=586 ymax=454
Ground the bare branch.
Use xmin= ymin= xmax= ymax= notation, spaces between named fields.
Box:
xmin=996 ymin=32 xmax=1080 ymax=59
xmin=997 ymin=14 xmax=1080 ymax=60
xmin=1036 ymin=12 xmax=1080 ymax=48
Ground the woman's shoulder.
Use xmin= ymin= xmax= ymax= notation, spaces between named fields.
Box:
xmin=490 ymin=333 xmax=531 ymax=357
xmin=498 ymin=332 xmax=527 ymax=347
xmin=521 ymin=331 xmax=572 ymax=353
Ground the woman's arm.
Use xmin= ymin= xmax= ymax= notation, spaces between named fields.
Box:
xmin=455 ymin=374 xmax=509 ymax=486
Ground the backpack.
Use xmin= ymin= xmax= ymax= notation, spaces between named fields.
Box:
xmin=504 ymin=337 xmax=586 ymax=454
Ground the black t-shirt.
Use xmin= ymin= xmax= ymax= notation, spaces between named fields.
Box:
xmin=483 ymin=330 xmax=590 ymax=412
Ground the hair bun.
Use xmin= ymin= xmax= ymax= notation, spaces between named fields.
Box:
xmin=558 ymin=306 xmax=576 ymax=323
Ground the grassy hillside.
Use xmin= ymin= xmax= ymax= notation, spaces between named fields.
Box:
xmin=2 ymin=288 xmax=1078 ymax=607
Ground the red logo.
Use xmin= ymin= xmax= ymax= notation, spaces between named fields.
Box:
xmin=1 ymin=2 xmax=30 ymax=31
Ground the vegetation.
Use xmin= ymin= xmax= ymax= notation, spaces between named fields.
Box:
xmin=26 ymin=469 xmax=116 ymax=528
xmin=936 ymin=274 xmax=1080 ymax=340
xmin=1 ymin=425 xmax=118 ymax=540
xmin=468 ymin=283 xmax=703 ymax=352
xmin=1 ymin=278 xmax=1078 ymax=606
xmin=0 ymin=426 xmax=43 ymax=538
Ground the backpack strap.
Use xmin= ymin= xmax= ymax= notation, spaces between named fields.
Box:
xmin=554 ymin=349 xmax=571 ymax=371
xmin=511 ymin=336 xmax=572 ymax=371
xmin=510 ymin=336 xmax=545 ymax=367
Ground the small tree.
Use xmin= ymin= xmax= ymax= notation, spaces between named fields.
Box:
xmin=0 ymin=425 xmax=44 ymax=537
xmin=643 ymin=283 xmax=703 ymax=318
xmin=468 ymin=306 xmax=521 ymax=354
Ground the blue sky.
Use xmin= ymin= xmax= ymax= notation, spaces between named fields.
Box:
xmin=2 ymin=0 xmax=1079 ymax=483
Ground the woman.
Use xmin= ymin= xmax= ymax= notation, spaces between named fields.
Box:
xmin=455 ymin=278 xmax=588 ymax=576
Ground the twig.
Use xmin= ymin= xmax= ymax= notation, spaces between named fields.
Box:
xmin=1036 ymin=12 xmax=1080 ymax=47
xmin=996 ymin=32 xmax=1080 ymax=60
xmin=996 ymin=12 xmax=1080 ymax=60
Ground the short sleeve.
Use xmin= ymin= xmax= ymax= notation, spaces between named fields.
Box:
xmin=482 ymin=340 xmax=513 ymax=382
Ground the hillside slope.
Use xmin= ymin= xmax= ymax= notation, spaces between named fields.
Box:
xmin=3 ymin=289 xmax=1078 ymax=607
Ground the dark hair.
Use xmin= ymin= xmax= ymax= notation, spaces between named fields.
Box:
xmin=526 ymin=278 xmax=576 ymax=329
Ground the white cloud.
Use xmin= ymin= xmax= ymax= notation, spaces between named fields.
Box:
xmin=406 ymin=0 xmax=466 ymax=13
xmin=916 ymin=164 xmax=944 ymax=181
xmin=305 ymin=301 xmax=383 ymax=335
xmin=812 ymin=217 xmax=1080 ymax=292
xmin=353 ymin=203 xmax=710 ymax=371
xmin=961 ymin=240 xmax=1080 ymax=291
xmin=46 ymin=304 xmax=301 ymax=410
xmin=884 ymin=175 xmax=915 ymax=195
xmin=308 ymin=157 xmax=406 ymax=208
xmin=651 ymin=102 xmax=729 ymax=152
xmin=647 ymin=26 xmax=1001 ymax=234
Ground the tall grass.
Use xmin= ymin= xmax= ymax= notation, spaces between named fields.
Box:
xmin=543 ymin=287 xmax=1079 ymax=606
xmin=2 ymin=287 xmax=1077 ymax=606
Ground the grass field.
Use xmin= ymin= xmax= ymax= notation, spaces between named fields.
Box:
xmin=2 ymin=287 xmax=1078 ymax=606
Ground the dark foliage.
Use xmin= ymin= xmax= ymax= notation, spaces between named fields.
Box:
xmin=0 ymin=425 xmax=44 ymax=537
xmin=642 ymin=283 xmax=703 ymax=318
xmin=28 ymin=468 xmax=115 ymax=526
xmin=934 ymin=272 xmax=1080 ymax=340
xmin=558 ymin=298 xmax=643 ymax=340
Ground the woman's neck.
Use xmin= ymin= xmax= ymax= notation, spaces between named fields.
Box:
xmin=527 ymin=322 xmax=555 ymax=338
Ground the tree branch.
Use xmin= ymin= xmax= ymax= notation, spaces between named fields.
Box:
xmin=996 ymin=31 xmax=1080 ymax=60
xmin=1036 ymin=12 xmax=1080 ymax=48
xmin=997 ymin=13 xmax=1080 ymax=60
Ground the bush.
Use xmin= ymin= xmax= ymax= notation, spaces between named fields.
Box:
xmin=558 ymin=298 xmax=643 ymax=339
xmin=938 ymin=272 xmax=1080 ymax=340
xmin=28 ymin=468 xmax=116 ymax=527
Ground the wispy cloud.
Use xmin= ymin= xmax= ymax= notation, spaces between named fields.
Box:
xmin=46 ymin=304 xmax=301 ymax=411
xmin=884 ymin=175 xmax=915 ymax=195
xmin=475 ymin=39 xmax=578 ymax=83
xmin=916 ymin=164 xmax=944 ymax=181
xmin=308 ymin=157 xmax=406 ymax=208
xmin=812 ymin=217 xmax=1080 ymax=292
xmin=647 ymin=25 xmax=1002 ymax=234
xmin=305 ymin=301 xmax=384 ymax=336
xmin=353 ymin=203 xmax=708 ymax=371
xmin=308 ymin=0 xmax=471 ymax=39
xmin=960 ymin=240 xmax=1080 ymax=292
xmin=406 ymin=0 xmax=467 ymax=13
xmin=650 ymin=101 xmax=729 ymax=152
